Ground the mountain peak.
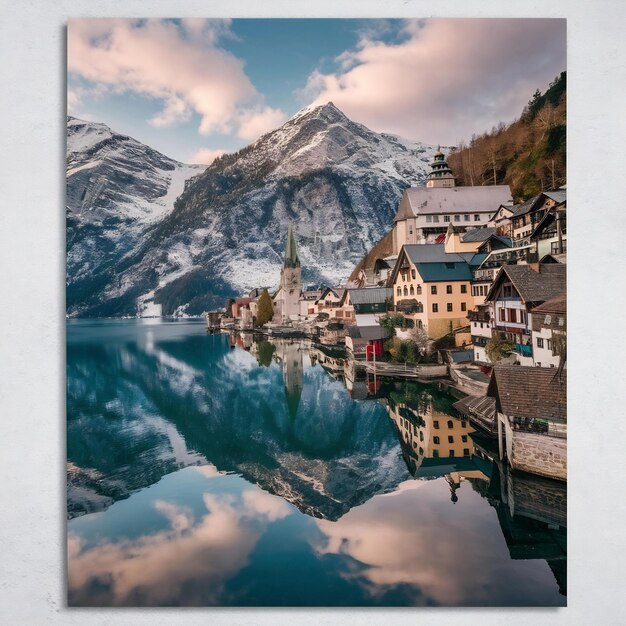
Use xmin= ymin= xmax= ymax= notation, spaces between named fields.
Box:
xmin=289 ymin=101 xmax=348 ymax=125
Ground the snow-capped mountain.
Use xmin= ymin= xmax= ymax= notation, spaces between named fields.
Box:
xmin=67 ymin=104 xmax=438 ymax=317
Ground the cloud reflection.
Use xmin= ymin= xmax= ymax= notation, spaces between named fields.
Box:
xmin=68 ymin=487 xmax=291 ymax=606
xmin=313 ymin=479 xmax=558 ymax=606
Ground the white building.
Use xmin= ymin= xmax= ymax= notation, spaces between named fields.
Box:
xmin=392 ymin=150 xmax=512 ymax=254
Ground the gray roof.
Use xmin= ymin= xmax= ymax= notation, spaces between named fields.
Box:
xmin=543 ymin=189 xmax=566 ymax=203
xmin=461 ymin=227 xmax=496 ymax=242
xmin=487 ymin=264 xmax=566 ymax=304
xmin=347 ymin=325 xmax=391 ymax=340
xmin=348 ymin=287 xmax=392 ymax=305
xmin=395 ymin=185 xmax=512 ymax=221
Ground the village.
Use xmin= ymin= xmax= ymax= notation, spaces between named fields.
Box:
xmin=208 ymin=148 xmax=567 ymax=485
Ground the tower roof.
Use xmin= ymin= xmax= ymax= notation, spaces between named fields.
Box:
xmin=284 ymin=223 xmax=300 ymax=268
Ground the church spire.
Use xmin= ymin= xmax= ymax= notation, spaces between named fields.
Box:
xmin=284 ymin=222 xmax=300 ymax=268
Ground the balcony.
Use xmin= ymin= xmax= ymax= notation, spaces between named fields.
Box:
xmin=514 ymin=343 xmax=533 ymax=357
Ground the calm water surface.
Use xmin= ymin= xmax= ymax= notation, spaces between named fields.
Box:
xmin=67 ymin=319 xmax=566 ymax=606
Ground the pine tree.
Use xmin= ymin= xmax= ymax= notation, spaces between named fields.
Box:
xmin=256 ymin=289 xmax=274 ymax=326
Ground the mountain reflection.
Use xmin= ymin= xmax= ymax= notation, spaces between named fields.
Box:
xmin=67 ymin=322 xmax=406 ymax=521
xmin=67 ymin=320 xmax=566 ymax=606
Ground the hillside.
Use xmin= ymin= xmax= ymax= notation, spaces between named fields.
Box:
xmin=447 ymin=72 xmax=566 ymax=201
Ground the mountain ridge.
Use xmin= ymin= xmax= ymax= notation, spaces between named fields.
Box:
xmin=66 ymin=103 xmax=439 ymax=317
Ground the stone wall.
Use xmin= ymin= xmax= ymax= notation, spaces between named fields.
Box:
xmin=510 ymin=430 xmax=567 ymax=481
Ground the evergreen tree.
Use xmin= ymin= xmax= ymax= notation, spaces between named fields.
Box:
xmin=256 ymin=289 xmax=274 ymax=326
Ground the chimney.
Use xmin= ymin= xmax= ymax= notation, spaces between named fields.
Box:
xmin=528 ymin=262 xmax=541 ymax=273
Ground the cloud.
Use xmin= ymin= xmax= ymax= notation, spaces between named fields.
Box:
xmin=301 ymin=18 xmax=566 ymax=145
xmin=68 ymin=19 xmax=285 ymax=142
xmin=190 ymin=147 xmax=227 ymax=165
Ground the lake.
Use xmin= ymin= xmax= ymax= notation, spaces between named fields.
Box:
xmin=66 ymin=318 xmax=566 ymax=606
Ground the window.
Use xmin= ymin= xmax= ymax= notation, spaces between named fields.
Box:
xmin=446 ymin=285 xmax=452 ymax=294
xmin=480 ymin=322 xmax=483 ymax=328
xmin=463 ymin=448 xmax=470 ymax=457
xmin=460 ymin=284 xmax=467 ymax=294
xmin=419 ymin=447 xmax=424 ymax=456
xmin=418 ymin=320 xmax=423 ymax=329
xmin=444 ymin=215 xmax=451 ymax=222
xmin=464 ymin=214 xmax=470 ymax=222
xmin=461 ymin=435 xmax=468 ymax=443
xmin=409 ymin=228 xmax=413 ymax=235
xmin=509 ymin=308 xmax=517 ymax=323
xmin=461 ymin=302 xmax=467 ymax=312
xmin=433 ymin=450 xmax=439 ymax=458
xmin=420 ymin=431 xmax=424 ymax=441
xmin=537 ymin=337 xmax=544 ymax=348
xmin=447 ymin=420 xmax=454 ymax=429
xmin=404 ymin=286 xmax=408 ymax=296
xmin=416 ymin=285 xmax=422 ymax=295
xmin=449 ymin=450 xmax=454 ymax=457
xmin=431 ymin=286 xmax=437 ymax=295
xmin=426 ymin=215 xmax=432 ymax=223
xmin=433 ymin=420 xmax=439 ymax=429
xmin=547 ymin=339 xmax=553 ymax=351
xmin=432 ymin=215 xmax=439 ymax=223
xmin=411 ymin=269 xmax=416 ymax=280
xmin=454 ymin=214 xmax=460 ymax=222
xmin=432 ymin=303 xmax=438 ymax=313
xmin=448 ymin=436 xmax=454 ymax=444
xmin=410 ymin=285 xmax=414 ymax=295
xmin=397 ymin=287 xmax=401 ymax=296
xmin=446 ymin=303 xmax=453 ymax=312
xmin=433 ymin=436 xmax=440 ymax=444
xmin=499 ymin=308 xmax=506 ymax=322
xmin=474 ymin=214 xmax=480 ymax=221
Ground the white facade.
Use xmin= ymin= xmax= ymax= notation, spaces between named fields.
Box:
xmin=532 ymin=327 xmax=561 ymax=368
xmin=471 ymin=319 xmax=492 ymax=363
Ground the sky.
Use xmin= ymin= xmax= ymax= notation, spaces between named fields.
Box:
xmin=67 ymin=18 xmax=566 ymax=164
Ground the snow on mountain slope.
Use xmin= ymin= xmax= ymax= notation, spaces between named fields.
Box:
xmin=66 ymin=104 xmax=438 ymax=317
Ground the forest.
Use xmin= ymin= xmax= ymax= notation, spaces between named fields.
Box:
xmin=447 ymin=72 xmax=566 ymax=201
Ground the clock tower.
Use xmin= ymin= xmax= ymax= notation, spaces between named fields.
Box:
xmin=279 ymin=223 xmax=301 ymax=321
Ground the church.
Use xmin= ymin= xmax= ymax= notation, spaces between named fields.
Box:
xmin=392 ymin=149 xmax=513 ymax=254
xmin=272 ymin=223 xmax=302 ymax=323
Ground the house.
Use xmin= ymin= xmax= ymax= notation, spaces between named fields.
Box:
xmin=314 ymin=287 xmax=347 ymax=319
xmin=345 ymin=325 xmax=391 ymax=359
xmin=509 ymin=189 xmax=566 ymax=249
xmin=468 ymin=304 xmax=493 ymax=363
xmin=484 ymin=263 xmax=566 ymax=366
xmin=347 ymin=287 xmax=392 ymax=326
xmin=487 ymin=365 xmax=566 ymax=481
xmin=389 ymin=244 xmax=483 ymax=339
xmin=299 ymin=289 xmax=322 ymax=316
xmin=391 ymin=150 xmax=512 ymax=253
xmin=529 ymin=201 xmax=566 ymax=260
xmin=531 ymin=293 xmax=567 ymax=369
xmin=488 ymin=203 xmax=516 ymax=237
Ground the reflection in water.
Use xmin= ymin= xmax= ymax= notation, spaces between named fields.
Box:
xmin=67 ymin=320 xmax=566 ymax=606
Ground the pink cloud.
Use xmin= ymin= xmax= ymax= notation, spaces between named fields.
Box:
xmin=68 ymin=19 xmax=285 ymax=142
xmin=302 ymin=18 xmax=566 ymax=145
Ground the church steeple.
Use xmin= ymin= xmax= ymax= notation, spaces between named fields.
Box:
xmin=284 ymin=222 xmax=300 ymax=268
xmin=426 ymin=146 xmax=456 ymax=188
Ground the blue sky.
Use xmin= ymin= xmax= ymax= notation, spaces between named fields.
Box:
xmin=68 ymin=18 xmax=566 ymax=164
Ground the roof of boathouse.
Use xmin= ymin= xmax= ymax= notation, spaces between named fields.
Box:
xmin=487 ymin=365 xmax=567 ymax=421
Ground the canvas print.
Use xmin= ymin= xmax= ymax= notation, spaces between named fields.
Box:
xmin=66 ymin=18 xmax=567 ymax=607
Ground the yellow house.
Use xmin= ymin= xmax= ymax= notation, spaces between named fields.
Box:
xmin=390 ymin=244 xmax=479 ymax=339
